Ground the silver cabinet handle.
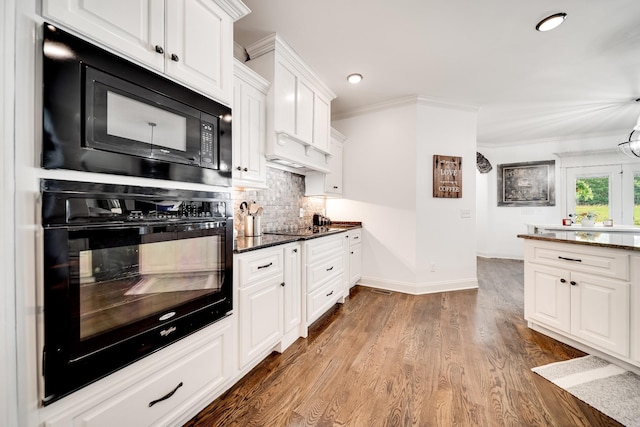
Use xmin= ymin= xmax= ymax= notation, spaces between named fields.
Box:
xmin=149 ymin=382 xmax=183 ymax=407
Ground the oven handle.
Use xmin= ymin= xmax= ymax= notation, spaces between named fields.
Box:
xmin=59 ymin=220 xmax=228 ymax=233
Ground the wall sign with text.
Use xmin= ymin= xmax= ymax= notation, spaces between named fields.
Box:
xmin=433 ymin=155 xmax=462 ymax=198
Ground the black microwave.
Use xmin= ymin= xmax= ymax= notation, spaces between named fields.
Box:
xmin=42 ymin=23 xmax=232 ymax=186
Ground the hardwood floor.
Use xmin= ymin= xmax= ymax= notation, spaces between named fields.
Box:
xmin=185 ymin=258 xmax=621 ymax=426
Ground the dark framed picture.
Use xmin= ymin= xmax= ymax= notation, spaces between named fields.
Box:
xmin=497 ymin=160 xmax=555 ymax=206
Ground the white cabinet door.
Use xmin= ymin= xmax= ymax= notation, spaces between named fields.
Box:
xmin=233 ymin=62 xmax=268 ymax=188
xmin=524 ymin=263 xmax=571 ymax=333
xmin=324 ymin=138 xmax=343 ymax=194
xmin=349 ymin=243 xmax=362 ymax=287
xmin=274 ymin=59 xmax=297 ymax=136
xmin=239 ymin=278 xmax=283 ymax=367
xmin=43 ymin=0 xmax=165 ymax=70
xmin=296 ymin=79 xmax=315 ymax=143
xmin=44 ymin=0 xmax=236 ymax=104
xmin=570 ymin=272 xmax=629 ymax=357
xmin=304 ymin=129 xmax=345 ymax=197
xmin=165 ymin=0 xmax=232 ymax=104
xmin=283 ymin=245 xmax=302 ymax=333
xmin=313 ymin=93 xmax=331 ymax=152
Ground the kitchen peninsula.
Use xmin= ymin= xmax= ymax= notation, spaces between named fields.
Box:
xmin=518 ymin=229 xmax=640 ymax=375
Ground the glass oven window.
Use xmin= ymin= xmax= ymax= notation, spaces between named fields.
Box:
xmin=77 ymin=233 xmax=224 ymax=341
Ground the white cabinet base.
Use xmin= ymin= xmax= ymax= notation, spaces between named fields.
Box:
xmin=528 ymin=321 xmax=640 ymax=376
xmin=42 ymin=317 xmax=235 ymax=427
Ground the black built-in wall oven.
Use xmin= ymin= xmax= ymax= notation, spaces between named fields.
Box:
xmin=40 ymin=180 xmax=233 ymax=405
xmin=40 ymin=21 xmax=235 ymax=405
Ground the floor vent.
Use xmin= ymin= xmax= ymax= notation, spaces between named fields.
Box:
xmin=370 ymin=289 xmax=392 ymax=295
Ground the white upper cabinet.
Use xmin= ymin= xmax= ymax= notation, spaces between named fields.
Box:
xmin=312 ymin=94 xmax=331 ymax=153
xmin=43 ymin=0 xmax=250 ymax=105
xmin=305 ymin=128 xmax=346 ymax=197
xmin=243 ymin=34 xmax=336 ymax=172
xmin=233 ymin=59 xmax=269 ymax=188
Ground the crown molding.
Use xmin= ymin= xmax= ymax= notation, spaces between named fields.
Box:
xmin=245 ymin=33 xmax=336 ymax=100
xmin=332 ymin=95 xmax=478 ymax=121
xmin=233 ymin=58 xmax=270 ymax=93
xmin=477 ymin=129 xmax=628 ymax=149
xmin=214 ymin=0 xmax=250 ymax=21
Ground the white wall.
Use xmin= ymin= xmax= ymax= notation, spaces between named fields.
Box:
xmin=327 ymin=97 xmax=478 ymax=294
xmin=328 ymin=101 xmax=419 ymax=287
xmin=1 ymin=0 xmax=18 ymax=425
xmin=476 ymin=133 xmax=630 ymax=259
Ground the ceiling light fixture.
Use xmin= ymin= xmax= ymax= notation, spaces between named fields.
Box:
xmin=618 ymin=104 xmax=640 ymax=158
xmin=535 ymin=13 xmax=567 ymax=32
xmin=347 ymin=73 xmax=363 ymax=84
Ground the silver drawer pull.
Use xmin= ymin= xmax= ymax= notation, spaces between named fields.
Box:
xmin=558 ymin=256 xmax=582 ymax=262
xmin=326 ymin=290 xmax=334 ymax=297
xmin=326 ymin=266 xmax=334 ymax=271
xmin=353 ymin=236 xmax=359 ymax=240
xmin=149 ymin=382 xmax=183 ymax=407
xmin=257 ymin=262 xmax=273 ymax=269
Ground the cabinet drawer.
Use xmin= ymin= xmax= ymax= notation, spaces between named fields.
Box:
xmin=75 ymin=330 xmax=229 ymax=427
xmin=349 ymin=229 xmax=362 ymax=246
xmin=306 ymin=253 xmax=343 ymax=292
xmin=305 ymin=234 xmax=343 ymax=264
xmin=526 ymin=241 xmax=629 ymax=281
xmin=238 ymin=247 xmax=284 ymax=287
xmin=307 ymin=274 xmax=342 ymax=324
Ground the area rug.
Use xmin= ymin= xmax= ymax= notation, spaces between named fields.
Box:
xmin=532 ymin=355 xmax=640 ymax=426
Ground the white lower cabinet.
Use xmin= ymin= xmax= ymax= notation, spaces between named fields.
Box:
xmin=236 ymin=243 xmax=303 ymax=368
xmin=523 ymin=240 xmax=632 ymax=360
xmin=305 ymin=234 xmax=345 ymax=325
xmin=237 ymin=246 xmax=284 ymax=368
xmin=283 ymin=243 xmax=302 ymax=334
xmin=45 ymin=319 xmax=234 ymax=427
xmin=348 ymin=229 xmax=362 ymax=287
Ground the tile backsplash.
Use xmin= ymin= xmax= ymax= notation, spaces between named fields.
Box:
xmin=234 ymin=168 xmax=325 ymax=236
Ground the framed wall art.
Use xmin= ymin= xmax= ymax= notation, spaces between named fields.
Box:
xmin=497 ymin=160 xmax=555 ymax=207
xmin=433 ymin=155 xmax=462 ymax=198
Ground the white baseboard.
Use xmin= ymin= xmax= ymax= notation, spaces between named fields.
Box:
xmin=358 ymin=276 xmax=478 ymax=295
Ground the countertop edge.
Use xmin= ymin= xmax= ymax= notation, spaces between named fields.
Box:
xmin=235 ymin=224 xmax=362 ymax=254
xmin=517 ymin=233 xmax=640 ymax=252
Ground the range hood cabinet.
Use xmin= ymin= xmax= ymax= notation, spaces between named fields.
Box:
xmin=266 ymin=132 xmax=331 ymax=174
xmin=244 ymin=33 xmax=336 ymax=175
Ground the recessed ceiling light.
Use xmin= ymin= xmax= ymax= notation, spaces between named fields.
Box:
xmin=536 ymin=13 xmax=567 ymax=32
xmin=347 ymin=73 xmax=363 ymax=84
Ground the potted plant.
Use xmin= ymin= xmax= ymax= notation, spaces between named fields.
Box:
xmin=579 ymin=211 xmax=597 ymax=227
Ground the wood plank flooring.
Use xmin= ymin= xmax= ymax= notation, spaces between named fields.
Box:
xmin=184 ymin=258 xmax=622 ymax=426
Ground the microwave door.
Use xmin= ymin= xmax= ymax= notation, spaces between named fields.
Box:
xmin=85 ymin=66 xmax=201 ymax=166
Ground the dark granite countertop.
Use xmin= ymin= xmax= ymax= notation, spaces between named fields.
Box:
xmin=518 ymin=231 xmax=640 ymax=251
xmin=234 ymin=222 xmax=362 ymax=254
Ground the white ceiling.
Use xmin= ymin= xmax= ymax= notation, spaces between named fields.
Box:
xmin=233 ymin=0 xmax=640 ymax=147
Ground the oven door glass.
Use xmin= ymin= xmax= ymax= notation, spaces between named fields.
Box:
xmin=65 ymin=223 xmax=226 ymax=358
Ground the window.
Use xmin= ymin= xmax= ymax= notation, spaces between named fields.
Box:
xmin=565 ymin=165 xmax=621 ymax=224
